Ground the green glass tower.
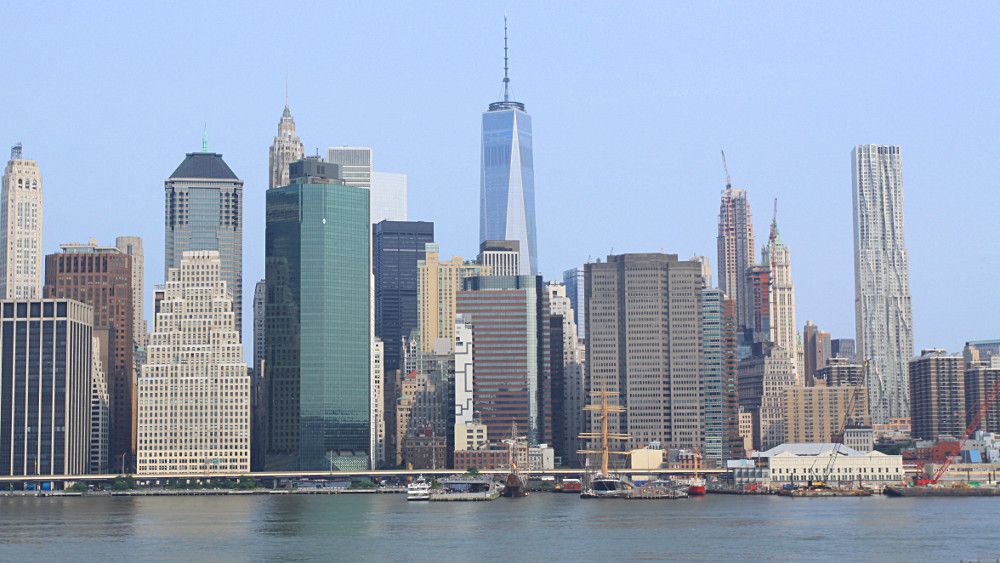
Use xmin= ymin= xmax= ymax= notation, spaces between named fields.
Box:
xmin=264 ymin=158 xmax=371 ymax=471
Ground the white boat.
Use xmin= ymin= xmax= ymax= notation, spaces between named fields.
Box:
xmin=406 ymin=476 xmax=431 ymax=501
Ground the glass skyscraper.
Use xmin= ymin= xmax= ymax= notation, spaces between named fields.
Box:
xmin=480 ymin=29 xmax=538 ymax=275
xmin=265 ymin=158 xmax=371 ymax=470
xmin=164 ymin=152 xmax=243 ymax=337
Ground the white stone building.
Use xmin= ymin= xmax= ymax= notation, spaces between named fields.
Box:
xmin=269 ymin=103 xmax=304 ymax=189
xmin=136 ymin=251 xmax=250 ymax=475
xmin=90 ymin=337 xmax=110 ymax=474
xmin=371 ymin=338 xmax=386 ymax=468
xmin=115 ymin=236 xmax=146 ymax=346
xmin=1 ymin=144 xmax=43 ymax=299
xmin=754 ymin=443 xmax=904 ymax=487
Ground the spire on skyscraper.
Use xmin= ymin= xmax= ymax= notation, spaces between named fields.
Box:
xmin=770 ymin=198 xmax=780 ymax=245
xmin=503 ymin=15 xmax=510 ymax=103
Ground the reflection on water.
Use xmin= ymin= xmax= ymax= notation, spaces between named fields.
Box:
xmin=1 ymin=494 xmax=999 ymax=561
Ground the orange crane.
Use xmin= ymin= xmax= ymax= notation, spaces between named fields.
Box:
xmin=927 ymin=375 xmax=1000 ymax=484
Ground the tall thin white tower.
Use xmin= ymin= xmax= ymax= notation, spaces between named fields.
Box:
xmin=852 ymin=144 xmax=913 ymax=423
xmin=1 ymin=144 xmax=43 ymax=299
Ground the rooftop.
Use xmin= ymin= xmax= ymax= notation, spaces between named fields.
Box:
xmin=753 ymin=443 xmax=876 ymax=458
xmin=169 ymin=152 xmax=239 ymax=180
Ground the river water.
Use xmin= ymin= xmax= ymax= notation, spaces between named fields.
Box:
xmin=1 ymin=493 xmax=997 ymax=561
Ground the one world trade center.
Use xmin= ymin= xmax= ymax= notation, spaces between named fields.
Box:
xmin=480 ymin=20 xmax=538 ymax=275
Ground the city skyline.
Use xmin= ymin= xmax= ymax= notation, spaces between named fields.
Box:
xmin=2 ymin=3 xmax=998 ymax=355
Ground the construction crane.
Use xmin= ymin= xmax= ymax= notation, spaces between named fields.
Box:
xmin=720 ymin=150 xmax=732 ymax=189
xmin=928 ymin=375 xmax=1000 ymax=484
xmin=577 ymin=389 xmax=629 ymax=476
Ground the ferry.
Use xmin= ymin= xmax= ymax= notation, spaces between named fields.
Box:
xmin=406 ymin=476 xmax=432 ymax=501
xmin=559 ymin=478 xmax=583 ymax=493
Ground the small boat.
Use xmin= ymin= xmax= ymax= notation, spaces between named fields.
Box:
xmin=406 ymin=476 xmax=431 ymax=501
xmin=581 ymin=474 xmax=634 ymax=499
xmin=560 ymin=478 xmax=583 ymax=493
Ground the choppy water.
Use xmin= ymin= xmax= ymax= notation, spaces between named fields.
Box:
xmin=1 ymin=493 xmax=997 ymax=561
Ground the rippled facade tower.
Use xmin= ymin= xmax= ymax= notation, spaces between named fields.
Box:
xmin=852 ymin=144 xmax=913 ymax=423
xmin=480 ymin=23 xmax=538 ymax=275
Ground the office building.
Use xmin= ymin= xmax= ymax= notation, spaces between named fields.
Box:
xmin=744 ymin=265 xmax=771 ymax=348
xmin=717 ymin=179 xmax=755 ymax=330
xmin=964 ymin=340 xmax=1000 ymax=367
xmin=852 ymin=144 xmax=913 ymax=423
xmin=739 ymin=348 xmax=799 ymax=450
xmin=327 ymin=146 xmax=372 ymax=188
xmin=373 ymin=220 xmax=434 ymax=454
xmin=371 ymin=171 xmax=408 ymax=223
xmin=965 ymin=357 xmax=1000 ymax=435
xmin=546 ymin=282 xmax=585 ymax=465
xmin=738 ymin=407 xmax=754 ymax=455
xmin=397 ymin=337 xmax=454 ymax=468
xmin=478 ymin=240 xmax=520 ymax=276
xmin=115 ymin=236 xmax=146 ymax=346
xmin=90 ymin=335 xmax=110 ymax=474
xmin=762 ymin=214 xmax=797 ymax=371
xmin=457 ymin=274 xmax=550 ymax=446
xmin=136 ymin=251 xmax=250 ymax=475
xmin=816 ymin=357 xmax=865 ymax=387
xmin=480 ymin=25 xmax=538 ymax=275
xmin=452 ymin=316 xmax=477 ymax=447
xmin=269 ymin=101 xmax=304 ymax=189
xmin=562 ymin=266 xmax=586 ymax=340
xmin=803 ymin=320 xmax=831 ymax=385
xmin=784 ymin=381 xmax=870 ymax=444
xmin=831 ymin=338 xmax=856 ymax=363
xmin=371 ymin=338 xmax=386 ymax=468
xmin=252 ymin=279 xmax=266 ymax=374
xmin=909 ymin=349 xmax=965 ymax=441
xmin=0 ymin=299 xmax=93 ymax=477
xmin=265 ymin=157 xmax=371 ymax=470
xmin=165 ymin=150 xmax=243 ymax=336
xmin=586 ymin=254 xmax=703 ymax=451
xmin=702 ymin=288 xmax=726 ymax=467
xmin=250 ymin=278 xmax=266 ymax=470
xmin=44 ymin=241 xmax=134 ymax=470
xmin=1 ymin=144 xmax=43 ymax=300
xmin=417 ymin=244 xmax=489 ymax=353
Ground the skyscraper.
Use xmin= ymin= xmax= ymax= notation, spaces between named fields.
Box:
xmin=457 ymin=274 xmax=550 ymax=445
xmin=165 ymin=150 xmax=244 ymax=336
xmin=702 ymin=287 xmax=726 ymax=466
xmin=562 ymin=267 xmax=586 ymax=340
xmin=586 ymin=254 xmax=704 ymax=451
xmin=852 ymin=144 xmax=913 ymax=423
xmin=327 ymin=147 xmax=372 ymax=188
xmin=545 ymin=282 xmax=585 ymax=465
xmin=269 ymin=101 xmax=304 ymax=189
xmin=90 ymin=335 xmax=110 ymax=474
xmin=762 ymin=211 xmax=797 ymax=371
xmin=44 ymin=241 xmax=134 ymax=470
xmin=803 ymin=320 xmax=832 ymax=385
xmin=373 ymin=220 xmax=433 ymax=458
xmin=371 ymin=171 xmax=408 ymax=224
xmin=478 ymin=240 xmax=520 ymax=276
xmin=115 ymin=236 xmax=146 ymax=346
xmin=716 ymin=164 xmax=754 ymax=330
xmin=480 ymin=22 xmax=538 ymax=275
xmin=909 ymin=349 xmax=965 ymax=441
xmin=265 ymin=157 xmax=371 ymax=470
xmin=0 ymin=299 xmax=93 ymax=477
xmin=136 ymin=251 xmax=250 ymax=475
xmin=1 ymin=144 xmax=43 ymax=300
xmin=371 ymin=338 xmax=386 ymax=468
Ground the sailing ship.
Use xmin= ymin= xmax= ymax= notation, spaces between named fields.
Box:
xmin=577 ymin=389 xmax=635 ymax=498
xmin=501 ymin=422 xmax=527 ymax=498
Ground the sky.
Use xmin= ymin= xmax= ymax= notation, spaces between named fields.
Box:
xmin=2 ymin=2 xmax=998 ymax=354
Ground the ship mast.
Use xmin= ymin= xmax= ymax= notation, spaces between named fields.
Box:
xmin=577 ymin=389 xmax=629 ymax=476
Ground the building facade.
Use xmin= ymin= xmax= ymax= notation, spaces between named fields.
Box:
xmin=0 ymin=299 xmax=93 ymax=477
xmin=762 ymin=217 xmax=797 ymax=373
xmin=371 ymin=171 xmax=408 ymax=223
xmin=43 ymin=241 xmax=134 ymax=471
xmin=90 ymin=336 xmax=110 ymax=474
xmin=478 ymin=240 xmax=520 ymax=277
xmin=831 ymin=338 xmax=857 ymax=363
xmin=562 ymin=266 xmax=586 ymax=340
xmin=371 ymin=338 xmax=386 ymax=468
xmin=417 ymin=244 xmax=489 ymax=353
xmin=803 ymin=320 xmax=831 ymax=385
xmin=784 ymin=381 xmax=870 ymax=444
xmin=965 ymin=357 xmax=1000 ymax=435
xmin=739 ymin=348 xmax=800 ymax=451
xmin=136 ymin=251 xmax=249 ymax=475
xmin=1 ymin=144 xmax=43 ymax=300
xmin=585 ymin=254 xmax=703 ymax=451
xmin=717 ymin=185 xmax=754 ymax=330
xmin=909 ymin=349 xmax=965 ymax=441
xmin=457 ymin=275 xmax=550 ymax=446
xmin=115 ymin=236 xmax=146 ymax=346
xmin=852 ymin=144 xmax=913 ymax=423
xmin=269 ymin=103 xmax=305 ymax=189
xmin=165 ymin=151 xmax=244 ymax=336
xmin=265 ymin=158 xmax=371 ymax=470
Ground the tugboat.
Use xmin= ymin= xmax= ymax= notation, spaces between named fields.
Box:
xmin=406 ymin=476 xmax=431 ymax=501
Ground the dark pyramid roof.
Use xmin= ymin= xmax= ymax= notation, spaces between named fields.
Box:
xmin=169 ymin=152 xmax=239 ymax=180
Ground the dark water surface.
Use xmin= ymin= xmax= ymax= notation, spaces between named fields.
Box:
xmin=1 ymin=493 xmax=997 ymax=561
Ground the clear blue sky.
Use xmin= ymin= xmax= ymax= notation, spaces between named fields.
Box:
xmin=3 ymin=2 xmax=997 ymax=353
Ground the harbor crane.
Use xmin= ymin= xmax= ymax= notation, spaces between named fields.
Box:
xmin=927 ymin=374 xmax=1000 ymax=485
